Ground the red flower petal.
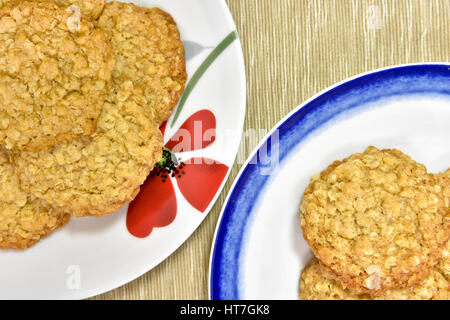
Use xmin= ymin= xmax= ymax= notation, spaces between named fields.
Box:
xmin=165 ymin=110 xmax=216 ymax=153
xmin=176 ymin=157 xmax=228 ymax=212
xmin=127 ymin=175 xmax=177 ymax=238
xmin=159 ymin=121 xmax=167 ymax=136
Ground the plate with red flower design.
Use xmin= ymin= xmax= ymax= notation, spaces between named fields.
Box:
xmin=0 ymin=0 xmax=245 ymax=299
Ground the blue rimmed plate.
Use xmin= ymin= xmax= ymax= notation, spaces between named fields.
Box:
xmin=209 ymin=64 xmax=450 ymax=300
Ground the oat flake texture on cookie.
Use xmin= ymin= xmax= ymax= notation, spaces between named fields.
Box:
xmin=12 ymin=2 xmax=186 ymax=217
xmin=436 ymin=169 xmax=450 ymax=220
xmin=0 ymin=1 xmax=115 ymax=152
xmin=98 ymin=1 xmax=187 ymax=125
xmin=300 ymin=146 xmax=449 ymax=294
xmin=299 ymin=258 xmax=449 ymax=300
xmin=0 ymin=0 xmax=106 ymax=19
xmin=13 ymin=81 xmax=164 ymax=217
xmin=436 ymin=169 xmax=450 ymax=282
xmin=0 ymin=148 xmax=69 ymax=249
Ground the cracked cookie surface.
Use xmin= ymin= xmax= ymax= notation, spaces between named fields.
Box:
xmin=0 ymin=1 xmax=114 ymax=151
xmin=300 ymin=146 xmax=448 ymax=293
xmin=0 ymin=148 xmax=69 ymax=249
xmin=299 ymin=258 xmax=448 ymax=300
xmin=98 ymin=1 xmax=186 ymax=124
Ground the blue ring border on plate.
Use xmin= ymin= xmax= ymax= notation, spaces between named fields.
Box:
xmin=209 ymin=64 xmax=450 ymax=300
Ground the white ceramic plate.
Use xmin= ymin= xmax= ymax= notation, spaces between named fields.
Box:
xmin=209 ymin=64 xmax=450 ymax=299
xmin=0 ymin=0 xmax=246 ymax=299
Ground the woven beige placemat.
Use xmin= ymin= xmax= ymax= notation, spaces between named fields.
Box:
xmin=92 ymin=0 xmax=450 ymax=299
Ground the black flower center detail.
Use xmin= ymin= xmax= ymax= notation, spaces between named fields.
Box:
xmin=151 ymin=147 xmax=186 ymax=183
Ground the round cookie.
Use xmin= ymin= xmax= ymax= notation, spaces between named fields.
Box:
xmin=0 ymin=1 xmax=115 ymax=151
xmin=299 ymin=258 xmax=448 ymax=300
xmin=0 ymin=148 xmax=69 ymax=249
xmin=13 ymin=79 xmax=163 ymax=217
xmin=98 ymin=1 xmax=187 ymax=124
xmin=300 ymin=146 xmax=448 ymax=293
xmin=0 ymin=0 xmax=106 ymax=18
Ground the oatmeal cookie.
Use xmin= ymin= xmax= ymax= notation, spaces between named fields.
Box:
xmin=13 ymin=79 xmax=163 ymax=217
xmin=299 ymin=258 xmax=448 ymax=300
xmin=11 ymin=2 xmax=183 ymax=217
xmin=0 ymin=1 xmax=115 ymax=151
xmin=0 ymin=0 xmax=105 ymax=18
xmin=0 ymin=148 xmax=69 ymax=249
xmin=98 ymin=1 xmax=186 ymax=124
xmin=300 ymin=146 xmax=448 ymax=293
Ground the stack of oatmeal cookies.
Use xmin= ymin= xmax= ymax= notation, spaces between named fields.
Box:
xmin=299 ymin=146 xmax=449 ymax=300
xmin=0 ymin=0 xmax=186 ymax=249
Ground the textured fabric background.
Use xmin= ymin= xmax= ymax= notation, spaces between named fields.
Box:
xmin=93 ymin=0 xmax=450 ymax=299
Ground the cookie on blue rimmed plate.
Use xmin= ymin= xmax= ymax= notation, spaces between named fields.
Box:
xmin=300 ymin=146 xmax=448 ymax=294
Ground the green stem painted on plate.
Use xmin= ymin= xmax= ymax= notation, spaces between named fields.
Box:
xmin=170 ymin=30 xmax=238 ymax=127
